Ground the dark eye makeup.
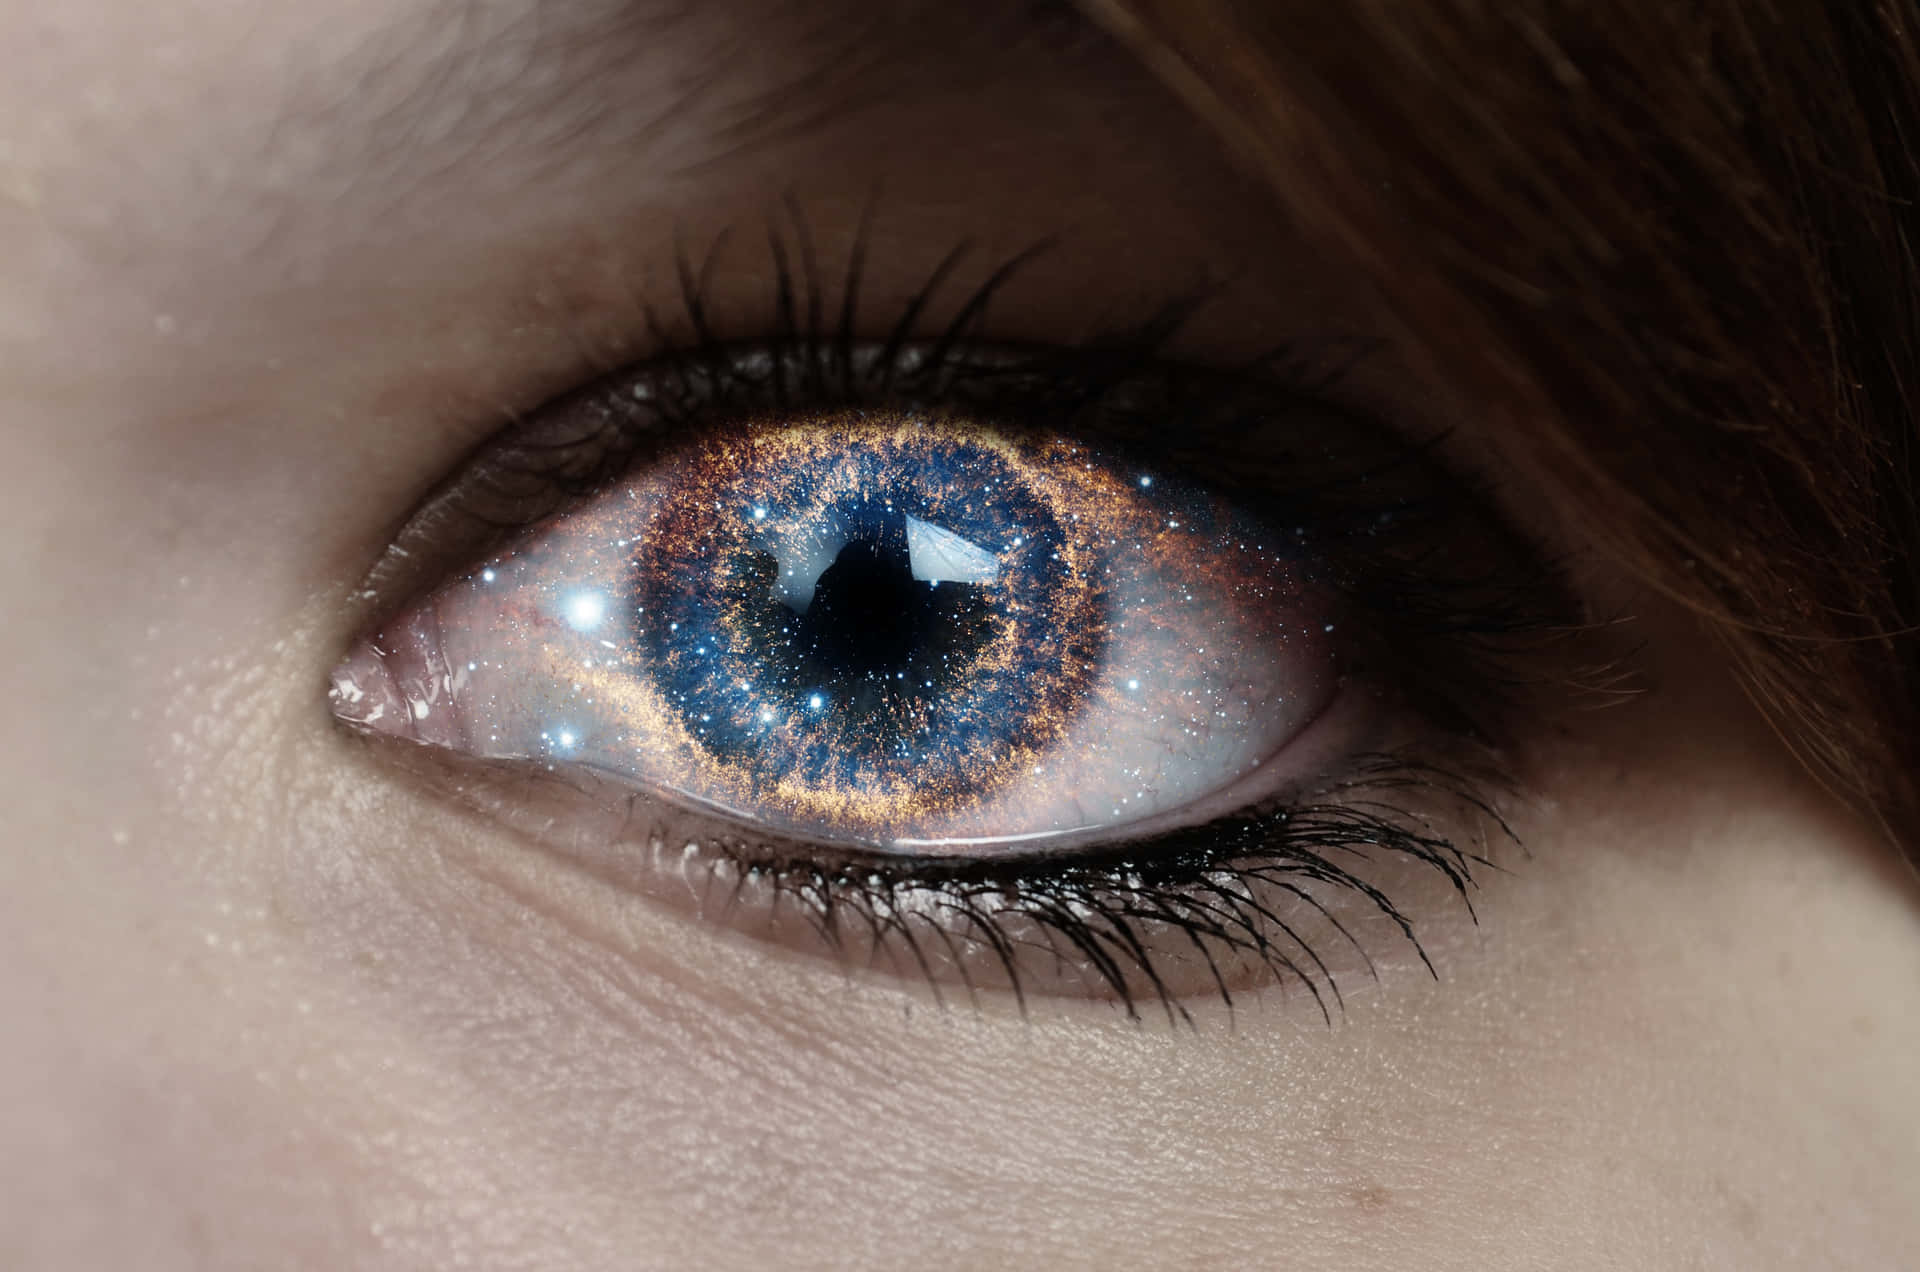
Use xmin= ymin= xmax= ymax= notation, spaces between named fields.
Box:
xmin=330 ymin=235 xmax=1585 ymax=1023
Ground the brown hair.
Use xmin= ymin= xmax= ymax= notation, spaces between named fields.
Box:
xmin=1080 ymin=0 xmax=1920 ymax=855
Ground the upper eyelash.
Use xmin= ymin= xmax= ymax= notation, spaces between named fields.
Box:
xmin=464 ymin=209 xmax=1351 ymax=520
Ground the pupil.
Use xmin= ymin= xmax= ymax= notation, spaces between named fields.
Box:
xmin=753 ymin=514 xmax=997 ymax=726
xmin=802 ymin=535 xmax=929 ymax=687
xmin=650 ymin=502 xmax=1011 ymax=780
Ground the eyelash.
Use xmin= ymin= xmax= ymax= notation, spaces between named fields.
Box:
xmin=692 ymin=754 xmax=1510 ymax=1026
xmin=356 ymin=229 xmax=1578 ymax=1022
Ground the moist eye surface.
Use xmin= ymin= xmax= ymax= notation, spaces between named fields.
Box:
xmin=335 ymin=407 xmax=1339 ymax=850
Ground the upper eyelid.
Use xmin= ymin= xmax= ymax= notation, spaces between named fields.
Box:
xmin=325 ymin=198 xmax=1412 ymax=611
xmin=340 ymin=221 xmax=1330 ymax=591
xmin=347 ymin=330 xmax=1340 ymax=612
xmin=454 ymin=214 xmax=1374 ymax=503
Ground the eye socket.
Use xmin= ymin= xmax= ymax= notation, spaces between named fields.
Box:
xmin=334 ymin=407 xmax=1342 ymax=850
xmin=331 ymin=324 xmax=1574 ymax=1017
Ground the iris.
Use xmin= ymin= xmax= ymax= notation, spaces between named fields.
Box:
xmin=635 ymin=426 xmax=1103 ymax=813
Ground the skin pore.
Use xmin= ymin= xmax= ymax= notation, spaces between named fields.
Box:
xmin=2 ymin=1 xmax=1917 ymax=1268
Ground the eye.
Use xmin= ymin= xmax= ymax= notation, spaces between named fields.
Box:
xmin=338 ymin=405 xmax=1339 ymax=850
xmin=332 ymin=304 xmax=1574 ymax=1019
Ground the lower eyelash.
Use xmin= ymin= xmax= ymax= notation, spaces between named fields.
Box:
xmin=692 ymin=753 xmax=1511 ymax=1025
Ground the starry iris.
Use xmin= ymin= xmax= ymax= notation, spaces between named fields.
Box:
xmin=630 ymin=421 xmax=1107 ymax=811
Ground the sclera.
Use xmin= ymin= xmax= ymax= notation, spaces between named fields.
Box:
xmin=332 ymin=411 xmax=1341 ymax=852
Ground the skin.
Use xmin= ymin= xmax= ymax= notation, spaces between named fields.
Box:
xmin=2 ymin=1 xmax=1916 ymax=1267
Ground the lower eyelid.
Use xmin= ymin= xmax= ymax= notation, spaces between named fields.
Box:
xmin=349 ymin=732 xmax=1497 ymax=1018
xmin=333 ymin=694 xmax=1511 ymax=1018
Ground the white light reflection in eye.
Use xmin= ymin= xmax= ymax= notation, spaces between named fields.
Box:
xmin=563 ymin=592 xmax=608 ymax=631
xmin=904 ymin=514 xmax=1000 ymax=586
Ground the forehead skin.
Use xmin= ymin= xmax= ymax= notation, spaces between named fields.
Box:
xmin=1 ymin=2 xmax=1917 ymax=1270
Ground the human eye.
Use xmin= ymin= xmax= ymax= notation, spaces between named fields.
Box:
xmin=329 ymin=242 xmax=1578 ymax=1022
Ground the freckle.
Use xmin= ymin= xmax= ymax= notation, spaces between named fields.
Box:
xmin=1348 ymin=1183 xmax=1391 ymax=1213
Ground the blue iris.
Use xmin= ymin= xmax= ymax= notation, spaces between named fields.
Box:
xmin=632 ymin=431 xmax=1103 ymax=799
